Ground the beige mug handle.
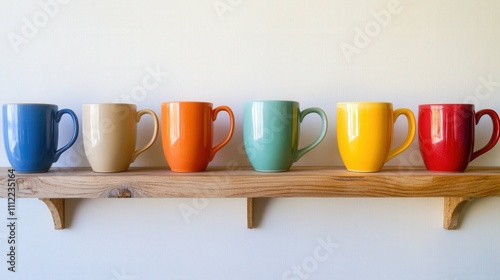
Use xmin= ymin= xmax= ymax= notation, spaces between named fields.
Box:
xmin=131 ymin=109 xmax=159 ymax=162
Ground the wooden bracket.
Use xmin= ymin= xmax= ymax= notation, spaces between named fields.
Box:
xmin=33 ymin=197 xmax=478 ymax=231
xmin=247 ymin=198 xmax=254 ymax=229
xmin=443 ymin=197 xmax=473 ymax=230
xmin=33 ymin=196 xmax=480 ymax=231
xmin=39 ymin=198 xmax=65 ymax=230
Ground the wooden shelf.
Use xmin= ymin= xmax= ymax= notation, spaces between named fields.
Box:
xmin=1 ymin=167 xmax=499 ymax=230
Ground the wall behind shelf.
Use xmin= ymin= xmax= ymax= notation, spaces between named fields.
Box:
xmin=1 ymin=0 xmax=500 ymax=279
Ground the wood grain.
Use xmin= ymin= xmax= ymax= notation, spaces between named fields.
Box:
xmin=1 ymin=167 xmax=499 ymax=198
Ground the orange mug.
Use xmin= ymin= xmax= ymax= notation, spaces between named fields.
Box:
xmin=161 ymin=101 xmax=235 ymax=172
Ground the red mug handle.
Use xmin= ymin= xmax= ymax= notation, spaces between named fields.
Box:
xmin=470 ymin=109 xmax=500 ymax=161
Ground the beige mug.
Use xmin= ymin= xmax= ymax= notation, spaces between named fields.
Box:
xmin=83 ymin=103 xmax=159 ymax=172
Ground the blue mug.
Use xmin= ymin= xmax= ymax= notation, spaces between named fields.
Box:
xmin=3 ymin=103 xmax=79 ymax=172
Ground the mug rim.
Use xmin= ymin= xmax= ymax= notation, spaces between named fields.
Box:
xmin=3 ymin=103 xmax=57 ymax=107
xmin=419 ymin=103 xmax=474 ymax=107
xmin=83 ymin=103 xmax=137 ymax=106
xmin=244 ymin=100 xmax=299 ymax=104
xmin=161 ymin=101 xmax=213 ymax=106
xmin=337 ymin=102 xmax=392 ymax=105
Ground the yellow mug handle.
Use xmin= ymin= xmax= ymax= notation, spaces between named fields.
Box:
xmin=386 ymin=108 xmax=416 ymax=162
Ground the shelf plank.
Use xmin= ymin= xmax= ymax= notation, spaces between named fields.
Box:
xmin=2 ymin=167 xmax=499 ymax=230
xmin=1 ymin=167 xmax=499 ymax=199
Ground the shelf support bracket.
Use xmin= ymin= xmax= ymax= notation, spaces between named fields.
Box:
xmin=39 ymin=198 xmax=65 ymax=230
xmin=247 ymin=198 xmax=254 ymax=229
xmin=443 ymin=197 xmax=472 ymax=230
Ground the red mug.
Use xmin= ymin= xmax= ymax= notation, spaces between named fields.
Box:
xmin=418 ymin=104 xmax=500 ymax=172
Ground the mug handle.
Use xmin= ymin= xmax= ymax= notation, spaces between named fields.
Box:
xmin=386 ymin=108 xmax=416 ymax=162
xmin=210 ymin=106 xmax=235 ymax=161
xmin=470 ymin=109 xmax=500 ymax=161
xmin=54 ymin=109 xmax=79 ymax=162
xmin=295 ymin=107 xmax=328 ymax=161
xmin=131 ymin=109 xmax=159 ymax=162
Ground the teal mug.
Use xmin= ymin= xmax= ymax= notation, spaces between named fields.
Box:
xmin=243 ymin=100 xmax=328 ymax=172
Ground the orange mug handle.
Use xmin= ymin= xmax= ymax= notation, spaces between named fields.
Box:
xmin=210 ymin=106 xmax=235 ymax=161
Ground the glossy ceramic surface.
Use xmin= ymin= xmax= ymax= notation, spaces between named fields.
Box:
xmin=161 ymin=102 xmax=235 ymax=172
xmin=337 ymin=102 xmax=415 ymax=172
xmin=418 ymin=104 xmax=500 ymax=172
xmin=243 ymin=100 xmax=328 ymax=172
xmin=83 ymin=103 xmax=159 ymax=172
xmin=3 ymin=103 xmax=79 ymax=172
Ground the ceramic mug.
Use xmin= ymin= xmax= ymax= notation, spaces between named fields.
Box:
xmin=161 ymin=101 xmax=235 ymax=172
xmin=337 ymin=102 xmax=416 ymax=172
xmin=418 ymin=104 xmax=500 ymax=172
xmin=243 ymin=100 xmax=328 ymax=172
xmin=3 ymin=103 xmax=79 ymax=172
xmin=83 ymin=103 xmax=159 ymax=172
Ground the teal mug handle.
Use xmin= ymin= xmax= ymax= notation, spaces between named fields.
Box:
xmin=54 ymin=109 xmax=79 ymax=162
xmin=295 ymin=107 xmax=328 ymax=161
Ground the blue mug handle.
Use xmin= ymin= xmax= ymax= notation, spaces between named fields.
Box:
xmin=53 ymin=109 xmax=79 ymax=162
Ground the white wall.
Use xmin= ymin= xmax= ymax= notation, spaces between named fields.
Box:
xmin=1 ymin=0 xmax=500 ymax=279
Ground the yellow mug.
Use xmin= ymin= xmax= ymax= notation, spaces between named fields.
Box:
xmin=337 ymin=102 xmax=416 ymax=172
